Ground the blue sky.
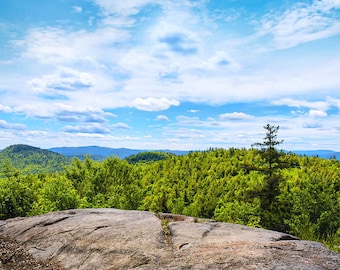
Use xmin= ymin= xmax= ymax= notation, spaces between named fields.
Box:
xmin=0 ymin=0 xmax=340 ymax=151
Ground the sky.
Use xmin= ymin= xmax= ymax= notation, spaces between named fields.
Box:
xmin=0 ymin=0 xmax=340 ymax=151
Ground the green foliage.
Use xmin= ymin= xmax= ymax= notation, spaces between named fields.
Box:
xmin=277 ymin=158 xmax=340 ymax=250
xmin=0 ymin=144 xmax=71 ymax=174
xmin=0 ymin=165 xmax=36 ymax=219
xmin=30 ymin=174 xmax=82 ymax=215
xmin=0 ymin=141 xmax=339 ymax=252
xmin=125 ymin=151 xmax=173 ymax=164
xmin=250 ymin=124 xmax=288 ymax=228
xmin=63 ymin=156 xmax=141 ymax=209
xmin=214 ymin=198 xmax=262 ymax=227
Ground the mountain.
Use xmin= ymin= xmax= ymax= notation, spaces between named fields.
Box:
xmin=290 ymin=150 xmax=340 ymax=160
xmin=48 ymin=146 xmax=142 ymax=160
xmin=1 ymin=144 xmax=339 ymax=175
xmin=49 ymin=146 xmax=188 ymax=160
xmin=49 ymin=146 xmax=340 ymax=160
xmin=0 ymin=144 xmax=71 ymax=174
xmin=2 ymin=144 xmax=339 ymax=163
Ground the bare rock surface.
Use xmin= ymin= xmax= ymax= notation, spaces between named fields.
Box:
xmin=0 ymin=208 xmax=339 ymax=270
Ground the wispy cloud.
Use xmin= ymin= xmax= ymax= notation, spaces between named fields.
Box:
xmin=257 ymin=0 xmax=340 ymax=50
xmin=220 ymin=112 xmax=253 ymax=121
xmin=273 ymin=98 xmax=330 ymax=109
xmin=94 ymin=0 xmax=158 ymax=17
xmin=0 ymin=120 xmax=26 ymax=130
xmin=272 ymin=97 xmax=340 ymax=118
xmin=156 ymin=115 xmax=169 ymax=121
xmin=0 ymin=105 xmax=14 ymax=113
xmin=62 ymin=123 xmax=111 ymax=134
xmin=16 ymin=26 xmax=130 ymax=65
xmin=72 ymin=6 xmax=82 ymax=13
xmin=112 ymin=122 xmax=130 ymax=129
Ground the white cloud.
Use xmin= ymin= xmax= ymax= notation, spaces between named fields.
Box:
xmin=17 ymin=27 xmax=130 ymax=65
xmin=18 ymin=28 xmax=76 ymax=64
xmin=165 ymin=127 xmax=206 ymax=140
xmin=219 ymin=112 xmax=253 ymax=121
xmin=208 ymin=7 xmax=241 ymax=24
xmin=176 ymin=115 xmax=203 ymax=126
xmin=94 ymin=0 xmax=205 ymax=24
xmin=118 ymin=49 xmax=166 ymax=77
xmin=273 ymin=98 xmax=330 ymax=111
xmin=0 ymin=120 xmax=26 ymax=130
xmin=1 ymin=0 xmax=340 ymax=151
xmin=10 ymin=0 xmax=338 ymax=112
xmin=133 ymin=97 xmax=179 ymax=111
xmin=308 ymin=109 xmax=327 ymax=117
xmin=112 ymin=122 xmax=130 ymax=129
xmin=257 ymin=0 xmax=340 ymax=49
xmin=55 ymin=106 xmax=115 ymax=123
xmin=0 ymin=105 xmax=14 ymax=113
xmin=28 ymin=66 xmax=94 ymax=94
xmin=62 ymin=123 xmax=111 ymax=134
xmin=94 ymin=0 xmax=159 ymax=17
xmin=315 ymin=0 xmax=340 ymax=12
xmin=5 ymin=102 xmax=116 ymax=124
xmin=156 ymin=115 xmax=169 ymax=121
xmin=188 ymin=109 xmax=199 ymax=113
xmin=101 ymin=17 xmax=136 ymax=28
xmin=272 ymin=97 xmax=340 ymax=122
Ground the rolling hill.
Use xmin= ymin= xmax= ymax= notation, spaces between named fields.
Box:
xmin=1 ymin=144 xmax=339 ymax=175
xmin=49 ymin=146 xmax=188 ymax=160
xmin=49 ymin=146 xmax=340 ymax=160
xmin=0 ymin=144 xmax=71 ymax=174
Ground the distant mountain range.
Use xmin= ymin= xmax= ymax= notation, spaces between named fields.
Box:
xmin=48 ymin=146 xmax=189 ymax=160
xmin=1 ymin=144 xmax=339 ymax=162
xmin=48 ymin=146 xmax=340 ymax=160
xmin=287 ymin=150 xmax=340 ymax=160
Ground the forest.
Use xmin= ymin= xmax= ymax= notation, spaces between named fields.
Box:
xmin=0 ymin=125 xmax=339 ymax=252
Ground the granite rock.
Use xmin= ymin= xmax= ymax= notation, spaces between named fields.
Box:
xmin=0 ymin=209 xmax=339 ymax=269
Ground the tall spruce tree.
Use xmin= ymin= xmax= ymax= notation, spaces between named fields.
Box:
xmin=252 ymin=124 xmax=284 ymax=177
xmin=252 ymin=124 xmax=286 ymax=229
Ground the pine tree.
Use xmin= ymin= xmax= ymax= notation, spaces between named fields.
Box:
xmin=252 ymin=124 xmax=286 ymax=229
xmin=252 ymin=124 xmax=284 ymax=177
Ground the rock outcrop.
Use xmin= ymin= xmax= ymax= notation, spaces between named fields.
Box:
xmin=0 ymin=208 xmax=339 ymax=269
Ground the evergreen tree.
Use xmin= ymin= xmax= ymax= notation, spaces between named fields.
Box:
xmin=252 ymin=124 xmax=286 ymax=229
xmin=252 ymin=124 xmax=284 ymax=177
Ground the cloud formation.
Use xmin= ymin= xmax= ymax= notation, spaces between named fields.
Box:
xmin=0 ymin=0 xmax=339 ymax=150
xmin=0 ymin=120 xmax=26 ymax=130
xmin=133 ymin=98 xmax=180 ymax=111
xmin=257 ymin=0 xmax=340 ymax=49
xmin=62 ymin=123 xmax=111 ymax=134
xmin=220 ymin=112 xmax=253 ymax=121
xmin=156 ymin=115 xmax=169 ymax=121
xmin=28 ymin=67 xmax=94 ymax=95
